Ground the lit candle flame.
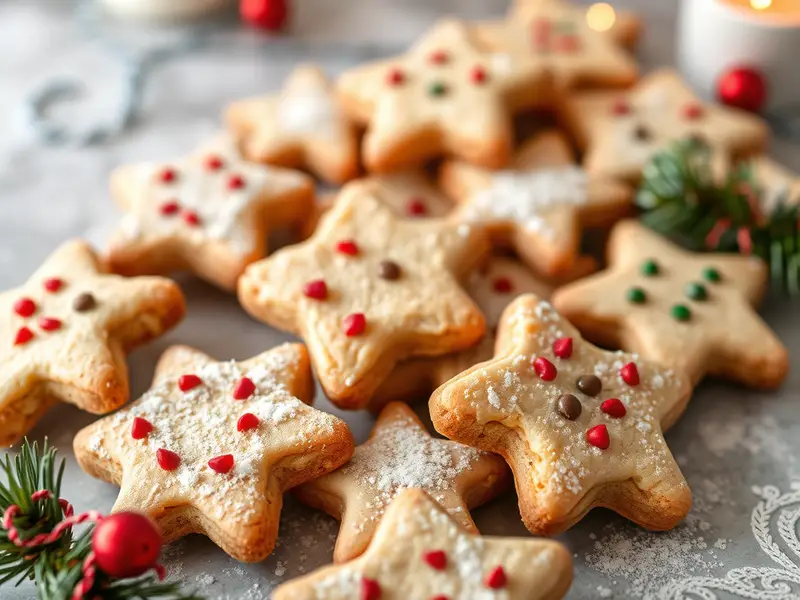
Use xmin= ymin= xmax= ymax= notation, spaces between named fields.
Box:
xmin=750 ymin=0 xmax=772 ymax=10
xmin=586 ymin=2 xmax=616 ymax=32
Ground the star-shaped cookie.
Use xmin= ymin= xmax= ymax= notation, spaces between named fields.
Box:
xmin=0 ymin=241 xmax=185 ymax=447
xmin=107 ymin=136 xmax=314 ymax=291
xmin=337 ymin=19 xmax=551 ymax=172
xmin=471 ymin=0 xmax=638 ymax=89
xmin=552 ymin=220 xmax=788 ymax=389
xmin=565 ymin=69 xmax=769 ymax=182
xmin=73 ymin=343 xmax=354 ymax=562
xmin=294 ymin=401 xmax=509 ymax=562
xmin=431 ymin=294 xmax=694 ymax=535
xmin=238 ymin=179 xmax=490 ymax=409
xmin=442 ymin=129 xmax=632 ymax=277
xmin=226 ymin=65 xmax=359 ymax=184
xmin=370 ymin=255 xmax=596 ymax=411
xmin=273 ymin=488 xmax=573 ymax=600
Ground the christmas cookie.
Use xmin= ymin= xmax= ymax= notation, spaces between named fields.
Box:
xmin=273 ymin=488 xmax=573 ymax=600
xmin=73 ymin=343 xmax=354 ymax=562
xmin=552 ymin=220 xmax=788 ymax=389
xmin=107 ymin=136 xmax=314 ymax=292
xmin=369 ymin=255 xmax=596 ymax=411
xmin=336 ymin=19 xmax=552 ymax=172
xmin=564 ymin=69 xmax=769 ymax=182
xmin=226 ymin=65 xmax=359 ymax=185
xmin=472 ymin=0 xmax=639 ymax=90
xmin=294 ymin=401 xmax=509 ymax=562
xmin=430 ymin=294 xmax=693 ymax=535
xmin=238 ymin=179 xmax=489 ymax=409
xmin=747 ymin=156 xmax=800 ymax=213
xmin=0 ymin=241 xmax=185 ymax=447
xmin=441 ymin=129 xmax=632 ymax=277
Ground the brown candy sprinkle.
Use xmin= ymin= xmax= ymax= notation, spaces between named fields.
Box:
xmin=72 ymin=292 xmax=97 ymax=312
xmin=557 ymin=394 xmax=582 ymax=421
xmin=576 ymin=374 xmax=602 ymax=397
xmin=634 ymin=124 xmax=651 ymax=141
xmin=378 ymin=260 xmax=402 ymax=280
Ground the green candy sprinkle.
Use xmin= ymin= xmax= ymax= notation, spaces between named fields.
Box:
xmin=627 ymin=287 xmax=646 ymax=304
xmin=671 ymin=304 xmax=692 ymax=321
xmin=685 ymin=282 xmax=707 ymax=301
xmin=428 ymin=82 xmax=447 ymax=97
xmin=703 ymin=267 xmax=721 ymax=283
xmin=641 ymin=259 xmax=659 ymax=276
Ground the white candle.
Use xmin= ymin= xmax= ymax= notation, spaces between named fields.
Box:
xmin=100 ymin=0 xmax=233 ymax=21
xmin=677 ymin=0 xmax=800 ymax=110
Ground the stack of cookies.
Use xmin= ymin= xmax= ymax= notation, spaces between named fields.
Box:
xmin=3 ymin=1 xmax=796 ymax=598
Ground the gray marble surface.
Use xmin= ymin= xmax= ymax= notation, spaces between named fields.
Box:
xmin=1 ymin=1 xmax=799 ymax=598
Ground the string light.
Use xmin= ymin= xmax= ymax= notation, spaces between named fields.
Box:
xmin=586 ymin=3 xmax=616 ymax=32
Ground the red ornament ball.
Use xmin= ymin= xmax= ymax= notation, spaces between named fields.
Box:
xmin=92 ymin=513 xmax=162 ymax=579
xmin=241 ymin=0 xmax=289 ymax=32
xmin=717 ymin=66 xmax=768 ymax=113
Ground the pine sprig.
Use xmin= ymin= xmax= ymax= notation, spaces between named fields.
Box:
xmin=637 ymin=139 xmax=800 ymax=295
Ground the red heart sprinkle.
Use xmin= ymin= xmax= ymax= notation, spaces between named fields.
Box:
xmin=156 ymin=449 xmax=180 ymax=471
xmin=553 ymin=337 xmax=573 ymax=359
xmin=470 ymin=66 xmax=487 ymax=84
xmin=131 ymin=417 xmax=153 ymax=440
xmin=160 ymin=200 xmax=180 ymax=216
xmin=183 ymin=210 xmax=201 ymax=226
xmin=406 ymin=198 xmax=427 ymax=216
xmin=422 ymin=549 xmax=447 ymax=570
xmin=232 ymin=377 xmax=256 ymax=400
xmin=484 ymin=565 xmax=507 ymax=589
xmin=303 ymin=279 xmax=328 ymax=300
xmin=682 ymin=103 xmax=704 ymax=120
xmin=158 ymin=168 xmax=177 ymax=183
xmin=429 ymin=50 xmax=448 ymax=64
xmin=492 ymin=277 xmax=513 ymax=294
xmin=13 ymin=298 xmax=36 ymax=317
xmin=336 ymin=240 xmax=359 ymax=256
xmin=620 ymin=362 xmax=640 ymax=386
xmin=361 ymin=577 xmax=381 ymax=600
xmin=601 ymin=398 xmax=627 ymax=418
xmin=612 ymin=99 xmax=631 ymax=116
xmin=208 ymin=454 xmax=235 ymax=474
xmin=533 ymin=356 xmax=557 ymax=381
xmin=227 ymin=174 xmax=246 ymax=190
xmin=343 ymin=313 xmax=367 ymax=337
xmin=43 ymin=278 xmax=63 ymax=293
xmin=586 ymin=424 xmax=610 ymax=449
xmin=38 ymin=317 xmax=62 ymax=332
xmin=205 ymin=155 xmax=224 ymax=170
xmin=386 ymin=68 xmax=405 ymax=86
xmin=178 ymin=374 xmax=203 ymax=392
xmin=237 ymin=413 xmax=260 ymax=432
xmin=14 ymin=326 xmax=34 ymax=346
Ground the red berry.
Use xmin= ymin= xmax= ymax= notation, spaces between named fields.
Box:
xmin=533 ymin=357 xmax=557 ymax=381
xmin=431 ymin=596 xmax=450 ymax=600
xmin=429 ymin=50 xmax=448 ymax=64
xmin=131 ymin=417 xmax=153 ymax=440
xmin=178 ymin=374 xmax=203 ymax=392
xmin=38 ymin=316 xmax=62 ymax=332
xmin=612 ymin=99 xmax=631 ymax=115
xmin=227 ymin=174 xmax=246 ymax=190
xmin=14 ymin=326 xmax=34 ymax=346
xmin=208 ymin=454 xmax=235 ymax=474
xmin=361 ymin=577 xmax=381 ymax=600
xmin=586 ymin=424 xmax=610 ymax=449
xmin=183 ymin=210 xmax=201 ymax=227
xmin=620 ymin=362 xmax=640 ymax=386
xmin=156 ymin=449 xmax=180 ymax=471
xmin=406 ymin=198 xmax=427 ymax=216
xmin=241 ymin=0 xmax=289 ymax=32
xmin=205 ymin=155 xmax=224 ymax=170
xmin=422 ymin=549 xmax=447 ymax=570
xmin=92 ymin=512 xmax=162 ymax=579
xmin=303 ymin=279 xmax=328 ymax=300
xmin=158 ymin=168 xmax=176 ymax=183
xmin=492 ymin=277 xmax=513 ymax=294
xmin=682 ymin=102 xmax=704 ymax=120
xmin=160 ymin=200 xmax=180 ymax=216
xmin=470 ymin=66 xmax=488 ymax=84
xmin=484 ymin=565 xmax=507 ymax=589
xmin=386 ymin=68 xmax=405 ymax=86
xmin=601 ymin=398 xmax=627 ymax=418
xmin=232 ymin=377 xmax=256 ymax=400
xmin=336 ymin=240 xmax=359 ymax=256
xmin=552 ymin=337 xmax=573 ymax=359
xmin=237 ymin=413 xmax=260 ymax=432
xmin=13 ymin=298 xmax=36 ymax=317
xmin=343 ymin=313 xmax=367 ymax=337
xmin=717 ymin=66 xmax=768 ymax=113
xmin=43 ymin=278 xmax=63 ymax=293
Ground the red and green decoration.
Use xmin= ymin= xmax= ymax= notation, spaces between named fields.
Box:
xmin=0 ymin=440 xmax=201 ymax=600
xmin=636 ymin=138 xmax=800 ymax=296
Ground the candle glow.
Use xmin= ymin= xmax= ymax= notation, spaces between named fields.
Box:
xmin=750 ymin=0 xmax=772 ymax=10
xmin=586 ymin=2 xmax=617 ymax=32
